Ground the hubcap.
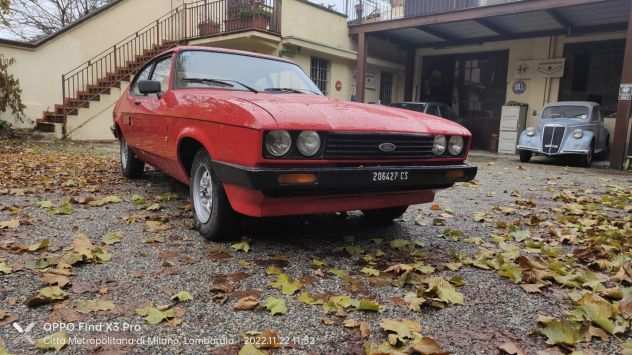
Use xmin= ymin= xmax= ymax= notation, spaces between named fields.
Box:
xmin=120 ymin=139 xmax=128 ymax=169
xmin=192 ymin=165 xmax=213 ymax=223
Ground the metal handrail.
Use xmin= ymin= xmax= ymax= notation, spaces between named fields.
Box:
xmin=61 ymin=0 xmax=280 ymax=105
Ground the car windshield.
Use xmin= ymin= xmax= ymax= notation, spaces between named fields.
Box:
xmin=542 ymin=105 xmax=589 ymax=119
xmin=391 ymin=103 xmax=427 ymax=112
xmin=174 ymin=51 xmax=322 ymax=94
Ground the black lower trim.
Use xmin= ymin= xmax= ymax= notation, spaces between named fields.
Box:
xmin=211 ymin=161 xmax=477 ymax=197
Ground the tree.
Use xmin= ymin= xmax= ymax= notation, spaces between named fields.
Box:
xmin=0 ymin=55 xmax=25 ymax=123
xmin=0 ymin=0 xmax=114 ymax=41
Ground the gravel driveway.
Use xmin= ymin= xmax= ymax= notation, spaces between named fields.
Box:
xmin=0 ymin=139 xmax=630 ymax=355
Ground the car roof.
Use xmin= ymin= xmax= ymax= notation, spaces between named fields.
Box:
xmin=544 ymin=101 xmax=599 ymax=109
xmin=155 ymin=45 xmax=297 ymax=65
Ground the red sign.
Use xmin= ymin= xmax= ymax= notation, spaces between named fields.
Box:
xmin=335 ymin=80 xmax=342 ymax=92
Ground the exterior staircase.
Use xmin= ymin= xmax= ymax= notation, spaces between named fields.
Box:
xmin=35 ymin=0 xmax=281 ymax=136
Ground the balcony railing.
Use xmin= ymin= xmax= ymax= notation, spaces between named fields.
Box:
xmin=346 ymin=0 xmax=523 ymax=24
xmin=62 ymin=0 xmax=281 ymax=104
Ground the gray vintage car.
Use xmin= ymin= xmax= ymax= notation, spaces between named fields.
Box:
xmin=516 ymin=102 xmax=610 ymax=167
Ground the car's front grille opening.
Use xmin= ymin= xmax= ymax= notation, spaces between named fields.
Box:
xmin=542 ymin=126 xmax=565 ymax=154
xmin=324 ymin=133 xmax=436 ymax=160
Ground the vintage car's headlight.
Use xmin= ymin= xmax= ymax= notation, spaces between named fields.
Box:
xmin=573 ymin=129 xmax=584 ymax=139
xmin=526 ymin=127 xmax=536 ymax=137
xmin=448 ymin=136 xmax=464 ymax=156
xmin=433 ymin=135 xmax=447 ymax=156
xmin=265 ymin=130 xmax=292 ymax=157
xmin=297 ymin=131 xmax=321 ymax=157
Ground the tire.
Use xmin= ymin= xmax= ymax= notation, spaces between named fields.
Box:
xmin=519 ymin=150 xmax=532 ymax=163
xmin=119 ymin=136 xmax=144 ymax=179
xmin=598 ymin=136 xmax=610 ymax=160
xmin=581 ymin=144 xmax=594 ymax=168
xmin=190 ymin=149 xmax=238 ymax=241
xmin=362 ymin=206 xmax=409 ymax=225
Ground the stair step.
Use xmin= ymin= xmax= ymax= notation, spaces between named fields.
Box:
xmin=55 ymin=105 xmax=78 ymax=116
xmin=43 ymin=112 xmax=67 ymax=123
xmin=64 ymin=99 xmax=91 ymax=108
xmin=36 ymin=120 xmax=57 ymax=133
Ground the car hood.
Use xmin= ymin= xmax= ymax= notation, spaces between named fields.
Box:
xmin=537 ymin=118 xmax=589 ymax=129
xmin=237 ymin=94 xmax=470 ymax=136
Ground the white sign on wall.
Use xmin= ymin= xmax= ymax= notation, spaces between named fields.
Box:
xmin=514 ymin=58 xmax=566 ymax=80
xmin=619 ymin=83 xmax=632 ymax=101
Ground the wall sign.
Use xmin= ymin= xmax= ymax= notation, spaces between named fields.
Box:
xmin=365 ymin=72 xmax=377 ymax=90
xmin=335 ymin=80 xmax=342 ymax=92
xmin=514 ymin=58 xmax=566 ymax=80
xmin=619 ymin=83 xmax=632 ymax=101
xmin=512 ymin=80 xmax=527 ymax=95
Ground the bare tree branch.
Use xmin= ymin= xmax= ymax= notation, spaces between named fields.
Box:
xmin=0 ymin=0 xmax=113 ymax=41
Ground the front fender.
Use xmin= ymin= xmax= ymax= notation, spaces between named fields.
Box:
xmin=517 ymin=130 xmax=540 ymax=150
xmin=561 ymin=130 xmax=594 ymax=153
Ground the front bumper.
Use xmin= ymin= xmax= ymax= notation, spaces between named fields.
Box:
xmin=212 ymin=161 xmax=478 ymax=197
xmin=517 ymin=145 xmax=589 ymax=156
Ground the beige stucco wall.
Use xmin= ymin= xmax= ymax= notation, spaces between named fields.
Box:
xmin=414 ymin=32 xmax=626 ymax=129
xmin=0 ymin=0 xmax=183 ymax=129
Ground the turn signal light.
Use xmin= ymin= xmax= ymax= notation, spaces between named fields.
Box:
xmin=446 ymin=170 xmax=465 ymax=179
xmin=278 ymin=174 xmax=318 ymax=185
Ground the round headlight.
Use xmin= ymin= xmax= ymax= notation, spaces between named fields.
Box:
xmin=448 ymin=136 xmax=464 ymax=156
xmin=433 ymin=135 xmax=447 ymax=156
xmin=573 ymin=129 xmax=583 ymax=139
xmin=265 ymin=130 xmax=292 ymax=157
xmin=297 ymin=131 xmax=321 ymax=157
xmin=526 ymin=127 xmax=536 ymax=137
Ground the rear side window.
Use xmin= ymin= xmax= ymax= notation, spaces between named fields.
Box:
xmin=131 ymin=64 xmax=154 ymax=96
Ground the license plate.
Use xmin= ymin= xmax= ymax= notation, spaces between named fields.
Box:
xmin=371 ymin=170 xmax=409 ymax=183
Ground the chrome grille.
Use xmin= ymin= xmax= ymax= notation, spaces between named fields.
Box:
xmin=542 ymin=126 xmax=565 ymax=154
xmin=324 ymin=133 xmax=435 ymax=160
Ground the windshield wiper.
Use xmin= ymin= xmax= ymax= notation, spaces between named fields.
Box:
xmin=264 ymin=87 xmax=318 ymax=95
xmin=182 ymin=78 xmax=259 ymax=93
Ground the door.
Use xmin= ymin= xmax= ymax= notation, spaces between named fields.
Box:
xmin=125 ymin=63 xmax=154 ymax=150
xmin=132 ymin=55 xmax=173 ymax=164
xmin=379 ymin=72 xmax=393 ymax=105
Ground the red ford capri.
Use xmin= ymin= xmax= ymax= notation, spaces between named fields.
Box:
xmin=112 ymin=46 xmax=477 ymax=241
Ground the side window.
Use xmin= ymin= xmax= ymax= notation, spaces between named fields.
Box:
xmin=426 ymin=104 xmax=439 ymax=116
xmin=131 ymin=64 xmax=154 ymax=96
xmin=151 ymin=56 xmax=173 ymax=93
xmin=592 ymin=107 xmax=601 ymax=122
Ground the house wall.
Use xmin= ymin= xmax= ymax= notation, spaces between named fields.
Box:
xmin=0 ymin=0 xmax=183 ymax=129
xmin=414 ymin=32 xmax=625 ymax=129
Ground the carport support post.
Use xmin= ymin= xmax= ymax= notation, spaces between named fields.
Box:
xmin=404 ymin=48 xmax=415 ymax=101
xmin=611 ymin=0 xmax=632 ymax=169
xmin=356 ymin=31 xmax=367 ymax=103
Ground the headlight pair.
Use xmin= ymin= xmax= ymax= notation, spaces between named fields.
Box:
xmin=265 ymin=130 xmax=321 ymax=158
xmin=433 ymin=135 xmax=464 ymax=156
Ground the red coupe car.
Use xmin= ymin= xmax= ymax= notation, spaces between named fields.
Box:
xmin=112 ymin=46 xmax=477 ymax=241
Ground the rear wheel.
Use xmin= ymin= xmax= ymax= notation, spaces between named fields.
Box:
xmin=190 ymin=149 xmax=238 ymax=241
xmin=519 ymin=150 xmax=532 ymax=163
xmin=119 ymin=136 xmax=144 ymax=179
xmin=362 ymin=206 xmax=409 ymax=225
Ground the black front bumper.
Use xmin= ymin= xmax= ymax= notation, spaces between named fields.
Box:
xmin=212 ymin=162 xmax=478 ymax=197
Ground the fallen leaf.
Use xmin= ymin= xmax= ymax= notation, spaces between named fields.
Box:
xmin=498 ymin=341 xmax=526 ymax=355
xmin=234 ymin=296 xmax=259 ymax=311
xmin=270 ymin=273 xmax=302 ymax=296
xmin=264 ymin=297 xmax=287 ymax=316
xmin=26 ymin=286 xmax=69 ymax=307
xmin=171 ymin=291 xmax=193 ymax=303
xmin=231 ymin=241 xmax=251 ymax=253
xmin=538 ymin=319 xmax=582 ymax=346
xmin=0 ymin=219 xmax=19 ymax=230
xmin=102 ymin=232 xmax=122 ymax=245
xmin=76 ymin=299 xmax=115 ymax=314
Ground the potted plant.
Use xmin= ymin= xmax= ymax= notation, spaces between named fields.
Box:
xmin=225 ymin=1 xmax=272 ymax=31
xmin=198 ymin=20 xmax=221 ymax=36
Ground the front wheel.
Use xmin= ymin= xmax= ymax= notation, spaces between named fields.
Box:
xmin=519 ymin=150 xmax=532 ymax=163
xmin=581 ymin=147 xmax=594 ymax=167
xmin=362 ymin=206 xmax=409 ymax=225
xmin=119 ymin=136 xmax=144 ymax=179
xmin=190 ymin=150 xmax=238 ymax=241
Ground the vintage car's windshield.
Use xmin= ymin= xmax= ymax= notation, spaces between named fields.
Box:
xmin=174 ymin=51 xmax=322 ymax=94
xmin=542 ymin=106 xmax=589 ymax=119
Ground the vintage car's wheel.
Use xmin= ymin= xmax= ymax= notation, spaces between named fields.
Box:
xmin=581 ymin=146 xmax=594 ymax=167
xmin=519 ymin=150 xmax=532 ymax=163
xmin=119 ymin=137 xmax=144 ymax=179
xmin=190 ymin=150 xmax=238 ymax=241
xmin=362 ymin=206 xmax=409 ymax=225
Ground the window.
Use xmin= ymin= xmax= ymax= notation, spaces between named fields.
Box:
xmin=310 ymin=57 xmax=330 ymax=95
xmin=151 ymin=56 xmax=173 ymax=92
xmin=426 ymin=104 xmax=440 ymax=116
xmin=542 ymin=105 xmax=588 ymax=119
xmin=131 ymin=64 xmax=154 ymax=96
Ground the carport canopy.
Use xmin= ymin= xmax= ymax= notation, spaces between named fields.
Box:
xmin=350 ymin=0 xmax=632 ymax=169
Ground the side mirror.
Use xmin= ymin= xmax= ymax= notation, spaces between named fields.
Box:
xmin=138 ymin=80 xmax=161 ymax=95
